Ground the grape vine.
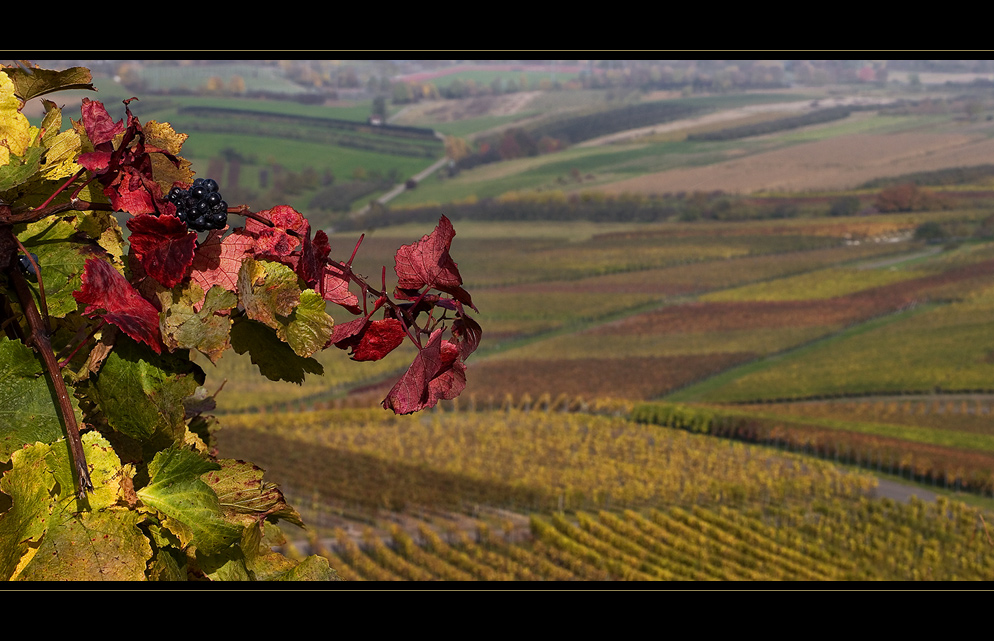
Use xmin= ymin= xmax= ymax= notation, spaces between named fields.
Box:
xmin=0 ymin=62 xmax=480 ymax=580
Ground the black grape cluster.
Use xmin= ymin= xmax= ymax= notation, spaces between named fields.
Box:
xmin=167 ymin=178 xmax=228 ymax=231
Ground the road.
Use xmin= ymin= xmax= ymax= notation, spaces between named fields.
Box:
xmin=354 ymin=150 xmax=450 ymax=217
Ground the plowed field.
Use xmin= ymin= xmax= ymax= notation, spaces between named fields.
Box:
xmin=597 ymin=132 xmax=994 ymax=194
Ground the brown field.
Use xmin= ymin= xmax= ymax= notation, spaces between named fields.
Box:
xmin=487 ymin=242 xmax=921 ymax=297
xmin=462 ymin=353 xmax=756 ymax=401
xmin=589 ymin=298 xmax=888 ymax=336
xmin=596 ymin=132 xmax=994 ymax=195
xmin=390 ymin=91 xmax=542 ymax=125
xmin=740 ymin=398 xmax=994 ymax=437
xmin=595 ymin=257 xmax=994 ymax=336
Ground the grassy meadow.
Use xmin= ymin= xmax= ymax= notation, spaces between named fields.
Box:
xmin=45 ymin=61 xmax=994 ymax=580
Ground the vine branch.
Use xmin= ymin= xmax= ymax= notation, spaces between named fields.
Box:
xmin=2 ymin=227 xmax=92 ymax=500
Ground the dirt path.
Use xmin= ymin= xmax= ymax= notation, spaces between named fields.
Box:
xmin=870 ymin=478 xmax=938 ymax=503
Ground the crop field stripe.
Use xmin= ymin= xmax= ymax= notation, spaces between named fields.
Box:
xmin=749 ymin=410 xmax=994 ymax=454
xmin=663 ymin=303 xmax=935 ymax=403
xmin=587 ymin=511 xmax=708 ymax=580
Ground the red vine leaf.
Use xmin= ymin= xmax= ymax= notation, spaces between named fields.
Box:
xmin=330 ymin=317 xmax=406 ymax=362
xmin=245 ymin=206 xmax=360 ymax=313
xmin=78 ymin=98 xmax=125 ymax=147
xmin=298 ymin=229 xmax=331 ymax=288
xmin=254 ymin=227 xmax=297 ymax=258
xmin=126 ymin=213 xmax=197 ymax=289
xmin=319 ymin=265 xmax=360 ymax=314
xmin=394 ymin=215 xmax=462 ymax=290
xmin=189 ymin=228 xmax=255 ymax=309
xmin=381 ymin=329 xmax=466 ymax=414
xmin=72 ymin=258 xmax=163 ymax=354
xmin=245 ymin=205 xmax=305 ymax=259
xmin=451 ymin=312 xmax=483 ymax=361
xmin=393 ymin=215 xmax=475 ymax=310
xmin=76 ymin=98 xmax=179 ymax=216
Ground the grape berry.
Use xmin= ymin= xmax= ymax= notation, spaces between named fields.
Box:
xmin=168 ymin=178 xmax=228 ymax=231
xmin=17 ymin=252 xmax=39 ymax=278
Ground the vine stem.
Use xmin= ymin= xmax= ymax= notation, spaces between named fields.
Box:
xmin=4 ymin=229 xmax=92 ymax=500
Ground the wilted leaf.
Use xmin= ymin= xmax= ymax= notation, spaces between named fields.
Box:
xmin=159 ymin=283 xmax=238 ymax=363
xmin=201 ymin=459 xmax=303 ymax=529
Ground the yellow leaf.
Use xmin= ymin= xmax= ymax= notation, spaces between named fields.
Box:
xmin=144 ymin=120 xmax=188 ymax=156
xmin=0 ymin=70 xmax=33 ymax=165
xmin=145 ymin=120 xmax=194 ymax=191
xmin=39 ymin=128 xmax=81 ymax=181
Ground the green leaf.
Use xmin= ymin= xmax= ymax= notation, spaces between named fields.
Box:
xmin=196 ymin=544 xmax=251 ymax=581
xmin=0 ymin=145 xmax=43 ymax=191
xmin=147 ymin=547 xmax=187 ymax=581
xmin=235 ymin=259 xmax=335 ymax=358
xmin=90 ymin=336 xmax=201 ymax=446
xmin=136 ymin=446 xmax=241 ymax=556
xmin=270 ymin=554 xmax=340 ymax=581
xmin=159 ymin=283 xmax=238 ymax=364
xmin=279 ymin=289 xmax=336 ymax=359
xmin=0 ymin=337 xmax=84 ymax=462
xmin=16 ymin=216 xmax=96 ymax=318
xmin=229 ymin=317 xmax=323 ymax=384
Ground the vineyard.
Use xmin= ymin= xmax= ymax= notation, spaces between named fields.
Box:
xmin=216 ymin=408 xmax=994 ymax=581
xmin=17 ymin=61 xmax=994 ymax=581
xmin=191 ymin=202 xmax=994 ymax=583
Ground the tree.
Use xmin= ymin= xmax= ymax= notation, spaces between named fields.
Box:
xmin=371 ymin=95 xmax=387 ymax=120
xmin=875 ymin=183 xmax=934 ymax=212
xmin=444 ymin=136 xmax=472 ymax=163
xmin=828 ymin=196 xmax=862 ymax=217
xmin=391 ymin=82 xmax=414 ymax=104
xmin=229 ymin=75 xmax=246 ymax=95
xmin=914 ymin=221 xmax=948 ymax=243
xmin=0 ymin=62 xmax=480 ymax=581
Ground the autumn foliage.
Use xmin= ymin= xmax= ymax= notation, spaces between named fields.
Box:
xmin=0 ymin=62 xmax=479 ymax=580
